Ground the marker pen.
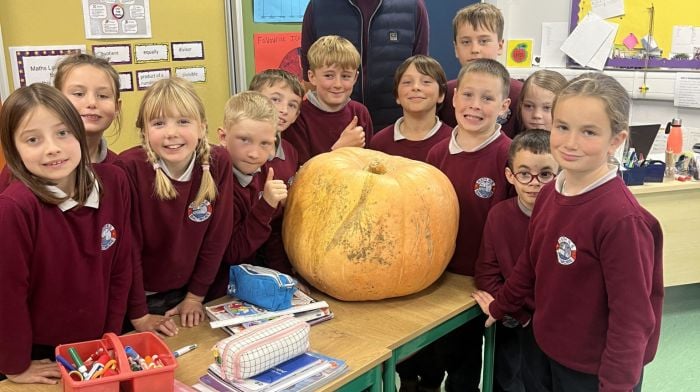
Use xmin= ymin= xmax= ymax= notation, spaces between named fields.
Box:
xmin=55 ymin=354 xmax=76 ymax=372
xmin=67 ymin=347 xmax=89 ymax=377
xmin=173 ymin=343 xmax=198 ymax=358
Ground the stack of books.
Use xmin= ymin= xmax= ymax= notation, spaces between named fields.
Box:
xmin=192 ymin=351 xmax=347 ymax=392
xmin=205 ymin=291 xmax=333 ymax=335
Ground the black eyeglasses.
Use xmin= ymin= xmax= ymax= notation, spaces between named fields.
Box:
xmin=513 ymin=171 xmax=557 ymax=185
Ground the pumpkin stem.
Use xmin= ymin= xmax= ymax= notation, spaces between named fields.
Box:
xmin=367 ymin=160 xmax=386 ymax=175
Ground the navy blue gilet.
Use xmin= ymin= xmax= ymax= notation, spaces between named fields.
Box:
xmin=312 ymin=0 xmax=417 ymax=130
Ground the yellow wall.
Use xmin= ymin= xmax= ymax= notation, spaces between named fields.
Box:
xmin=577 ymin=0 xmax=700 ymax=59
xmin=0 ymin=0 xmax=231 ymax=152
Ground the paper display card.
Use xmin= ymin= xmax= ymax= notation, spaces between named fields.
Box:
xmin=674 ymin=73 xmax=700 ymax=108
xmin=136 ymin=68 xmax=170 ymax=90
xmin=134 ymin=43 xmax=169 ymax=63
xmin=119 ymin=72 xmax=134 ymax=92
xmin=93 ymin=44 xmax=132 ymax=64
xmin=506 ymin=39 xmax=532 ymax=67
xmin=540 ymin=22 xmax=569 ymax=68
xmin=9 ymin=45 xmax=85 ymax=88
xmin=82 ymin=0 xmax=152 ymax=39
xmin=172 ymin=41 xmax=205 ymax=61
xmin=175 ymin=66 xmax=206 ymax=83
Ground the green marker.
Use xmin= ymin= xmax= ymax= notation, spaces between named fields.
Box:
xmin=67 ymin=347 xmax=89 ymax=376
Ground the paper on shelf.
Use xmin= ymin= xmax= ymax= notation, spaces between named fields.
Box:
xmin=560 ymin=13 xmax=618 ymax=70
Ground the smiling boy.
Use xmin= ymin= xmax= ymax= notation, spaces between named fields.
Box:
xmin=283 ymin=35 xmax=373 ymax=165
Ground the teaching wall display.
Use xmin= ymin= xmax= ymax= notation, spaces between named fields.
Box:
xmin=571 ymin=0 xmax=700 ymax=69
xmin=0 ymin=0 xmax=231 ymax=152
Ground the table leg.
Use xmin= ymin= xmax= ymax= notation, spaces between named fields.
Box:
xmin=383 ymin=353 xmax=397 ymax=392
xmin=482 ymin=325 xmax=496 ymax=392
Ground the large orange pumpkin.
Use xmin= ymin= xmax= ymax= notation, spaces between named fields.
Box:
xmin=283 ymin=147 xmax=459 ymax=301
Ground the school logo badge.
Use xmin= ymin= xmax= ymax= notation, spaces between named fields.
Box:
xmin=287 ymin=175 xmax=295 ymax=187
xmin=101 ymin=223 xmax=117 ymax=250
xmin=474 ymin=177 xmax=496 ymax=199
xmin=556 ymin=236 xmax=577 ymax=265
xmin=188 ymin=200 xmax=212 ymax=222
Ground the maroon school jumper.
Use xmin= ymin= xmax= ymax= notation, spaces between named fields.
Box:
xmin=0 ymin=164 xmax=133 ymax=375
xmin=439 ymin=78 xmax=523 ymax=139
xmin=117 ymin=146 xmax=234 ymax=319
xmin=426 ymin=130 xmax=511 ymax=276
xmin=490 ymin=176 xmax=664 ymax=391
xmin=260 ymin=139 xmax=299 ymax=274
xmin=208 ymin=168 xmax=277 ymax=299
xmin=475 ymin=196 xmax=532 ymax=323
xmin=283 ymin=99 xmax=373 ymax=165
xmin=369 ymin=119 xmax=452 ymax=162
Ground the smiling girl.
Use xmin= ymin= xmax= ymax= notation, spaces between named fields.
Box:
xmin=0 ymin=83 xmax=132 ymax=384
xmin=117 ymin=77 xmax=233 ymax=336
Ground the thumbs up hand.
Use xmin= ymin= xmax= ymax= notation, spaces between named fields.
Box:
xmin=332 ymin=115 xmax=365 ymax=150
xmin=262 ymin=167 xmax=288 ymax=208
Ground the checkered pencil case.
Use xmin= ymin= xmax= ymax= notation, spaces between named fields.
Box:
xmin=213 ymin=315 xmax=310 ymax=381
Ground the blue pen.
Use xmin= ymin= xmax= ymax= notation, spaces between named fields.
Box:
xmin=55 ymin=354 xmax=77 ymax=372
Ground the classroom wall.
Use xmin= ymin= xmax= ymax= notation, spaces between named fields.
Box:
xmin=0 ymin=0 xmax=231 ymax=153
xmin=497 ymin=0 xmax=700 ymax=132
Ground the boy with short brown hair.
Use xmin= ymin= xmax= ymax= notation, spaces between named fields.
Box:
xmin=438 ymin=3 xmax=523 ymax=138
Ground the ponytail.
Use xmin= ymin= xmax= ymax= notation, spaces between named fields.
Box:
xmin=193 ymin=138 xmax=217 ymax=206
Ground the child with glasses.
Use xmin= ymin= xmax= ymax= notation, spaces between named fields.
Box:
xmin=475 ymin=129 xmax=558 ymax=392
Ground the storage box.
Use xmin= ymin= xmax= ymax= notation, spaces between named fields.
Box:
xmin=643 ymin=160 xmax=665 ymax=183
xmin=55 ymin=332 xmax=177 ymax=392
xmin=622 ymin=166 xmax=645 ymax=186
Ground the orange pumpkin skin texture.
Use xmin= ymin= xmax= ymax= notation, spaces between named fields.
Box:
xmin=283 ymin=147 xmax=459 ymax=301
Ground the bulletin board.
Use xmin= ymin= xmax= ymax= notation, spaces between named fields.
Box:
xmin=0 ymin=0 xmax=232 ymax=152
xmin=571 ymin=0 xmax=700 ymax=69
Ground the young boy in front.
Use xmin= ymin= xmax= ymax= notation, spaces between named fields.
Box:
xmin=249 ymin=69 xmax=303 ymax=274
xmin=425 ymin=58 xmax=513 ymax=392
xmin=475 ymin=129 xmax=559 ymax=392
xmin=207 ymin=91 xmax=287 ymax=300
xmin=438 ymin=3 xmax=523 ymax=139
xmin=283 ymin=35 xmax=373 ymax=165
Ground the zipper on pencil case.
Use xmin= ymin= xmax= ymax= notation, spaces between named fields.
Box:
xmin=240 ymin=264 xmax=295 ymax=288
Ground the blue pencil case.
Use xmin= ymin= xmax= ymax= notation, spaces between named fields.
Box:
xmin=228 ymin=264 xmax=296 ymax=311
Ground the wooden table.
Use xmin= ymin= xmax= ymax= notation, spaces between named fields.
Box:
xmin=0 ymin=318 xmax=390 ymax=392
xmin=629 ymin=180 xmax=700 ymax=286
xmin=0 ymin=273 xmax=489 ymax=392
xmin=311 ymin=272 xmax=495 ymax=392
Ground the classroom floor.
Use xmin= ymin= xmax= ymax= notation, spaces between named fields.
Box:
xmin=643 ymin=283 xmax=700 ymax=391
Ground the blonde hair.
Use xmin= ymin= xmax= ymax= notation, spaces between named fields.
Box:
xmin=53 ymin=52 xmax=122 ymax=135
xmin=457 ymin=58 xmax=511 ymax=100
xmin=307 ymin=35 xmax=361 ymax=71
xmin=517 ymin=70 xmax=568 ymax=131
xmin=0 ymin=83 xmax=100 ymax=205
xmin=554 ymin=72 xmax=630 ymax=136
xmin=135 ymin=77 xmax=216 ymax=205
xmin=224 ymin=91 xmax=278 ymax=130
xmin=453 ymin=3 xmax=504 ymax=41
